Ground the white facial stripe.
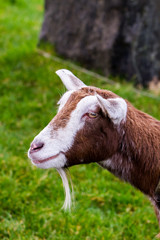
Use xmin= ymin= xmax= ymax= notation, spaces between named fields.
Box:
xmin=29 ymin=95 xmax=98 ymax=166
xmin=58 ymin=90 xmax=74 ymax=112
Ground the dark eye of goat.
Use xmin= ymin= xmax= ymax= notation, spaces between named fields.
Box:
xmin=88 ymin=112 xmax=98 ymax=118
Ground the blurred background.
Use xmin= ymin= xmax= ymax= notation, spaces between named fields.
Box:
xmin=0 ymin=0 xmax=160 ymax=239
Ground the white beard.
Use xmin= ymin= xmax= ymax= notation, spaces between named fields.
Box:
xmin=56 ymin=168 xmax=74 ymax=210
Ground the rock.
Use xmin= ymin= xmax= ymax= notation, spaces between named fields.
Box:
xmin=40 ymin=0 xmax=160 ymax=86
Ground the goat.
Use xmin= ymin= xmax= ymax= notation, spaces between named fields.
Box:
xmin=28 ymin=69 xmax=160 ymax=236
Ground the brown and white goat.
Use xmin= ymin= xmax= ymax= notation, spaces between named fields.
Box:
xmin=28 ymin=69 xmax=160 ymax=232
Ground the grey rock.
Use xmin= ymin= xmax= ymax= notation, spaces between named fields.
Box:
xmin=40 ymin=0 xmax=160 ymax=86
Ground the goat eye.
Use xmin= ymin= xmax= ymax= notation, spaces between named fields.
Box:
xmin=88 ymin=112 xmax=98 ymax=118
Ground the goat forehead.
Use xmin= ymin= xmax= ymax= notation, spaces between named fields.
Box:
xmin=58 ymin=90 xmax=74 ymax=112
xmin=50 ymin=93 xmax=98 ymax=130
xmin=50 ymin=87 xmax=117 ymax=130
xmin=58 ymin=88 xmax=89 ymax=111
xmin=58 ymin=86 xmax=115 ymax=110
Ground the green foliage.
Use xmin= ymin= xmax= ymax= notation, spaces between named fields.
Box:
xmin=0 ymin=0 xmax=160 ymax=239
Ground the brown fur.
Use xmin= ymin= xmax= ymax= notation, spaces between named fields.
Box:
xmin=65 ymin=89 xmax=160 ymax=197
xmin=51 ymin=87 xmax=160 ymax=198
xmin=50 ymin=86 xmax=160 ymax=229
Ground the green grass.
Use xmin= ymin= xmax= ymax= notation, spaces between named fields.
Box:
xmin=0 ymin=0 xmax=160 ymax=239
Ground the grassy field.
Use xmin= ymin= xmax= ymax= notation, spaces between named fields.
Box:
xmin=0 ymin=0 xmax=160 ymax=239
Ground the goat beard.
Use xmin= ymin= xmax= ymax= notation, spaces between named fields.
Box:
xmin=56 ymin=168 xmax=74 ymax=210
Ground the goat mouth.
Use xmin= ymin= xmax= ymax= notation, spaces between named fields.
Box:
xmin=32 ymin=153 xmax=60 ymax=164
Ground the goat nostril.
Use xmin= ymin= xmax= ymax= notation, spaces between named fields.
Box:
xmin=30 ymin=142 xmax=44 ymax=152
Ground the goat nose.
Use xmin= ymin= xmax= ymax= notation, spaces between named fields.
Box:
xmin=30 ymin=142 xmax=44 ymax=153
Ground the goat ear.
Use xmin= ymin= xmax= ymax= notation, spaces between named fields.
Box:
xmin=96 ymin=95 xmax=127 ymax=125
xmin=56 ymin=69 xmax=86 ymax=91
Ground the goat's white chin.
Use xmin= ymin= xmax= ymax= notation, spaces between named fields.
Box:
xmin=30 ymin=153 xmax=67 ymax=169
xmin=32 ymin=153 xmax=60 ymax=165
